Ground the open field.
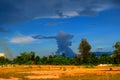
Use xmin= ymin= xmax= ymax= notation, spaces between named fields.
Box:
xmin=0 ymin=65 xmax=120 ymax=80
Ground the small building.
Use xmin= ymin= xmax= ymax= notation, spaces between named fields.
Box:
xmin=0 ymin=53 xmax=5 ymax=57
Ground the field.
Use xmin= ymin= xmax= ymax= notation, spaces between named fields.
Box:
xmin=0 ymin=65 xmax=120 ymax=80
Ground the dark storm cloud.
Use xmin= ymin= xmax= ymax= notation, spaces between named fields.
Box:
xmin=0 ymin=0 xmax=119 ymax=25
xmin=32 ymin=31 xmax=75 ymax=58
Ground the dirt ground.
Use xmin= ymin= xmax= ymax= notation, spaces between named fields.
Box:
xmin=0 ymin=65 xmax=120 ymax=80
xmin=0 ymin=78 xmax=19 ymax=80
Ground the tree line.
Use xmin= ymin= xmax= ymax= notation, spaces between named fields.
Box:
xmin=0 ymin=38 xmax=120 ymax=65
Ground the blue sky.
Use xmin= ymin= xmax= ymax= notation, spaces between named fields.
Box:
xmin=0 ymin=0 xmax=120 ymax=57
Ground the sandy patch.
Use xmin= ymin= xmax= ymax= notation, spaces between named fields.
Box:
xmin=26 ymin=75 xmax=59 ymax=79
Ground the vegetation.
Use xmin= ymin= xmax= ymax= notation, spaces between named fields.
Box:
xmin=113 ymin=42 xmax=120 ymax=55
xmin=0 ymin=40 xmax=120 ymax=65
xmin=0 ymin=52 xmax=117 ymax=66
xmin=0 ymin=57 xmax=11 ymax=65
xmin=112 ymin=42 xmax=120 ymax=64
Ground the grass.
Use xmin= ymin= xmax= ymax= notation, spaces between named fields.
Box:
xmin=85 ymin=65 xmax=94 ymax=68
xmin=0 ymin=65 xmax=120 ymax=80
xmin=42 ymin=74 xmax=120 ymax=80
xmin=33 ymin=75 xmax=120 ymax=80
xmin=0 ymin=66 xmax=35 ymax=79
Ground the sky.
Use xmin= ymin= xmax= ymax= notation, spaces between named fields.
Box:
xmin=0 ymin=0 xmax=120 ymax=58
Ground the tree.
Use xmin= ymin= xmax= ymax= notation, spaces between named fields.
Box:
xmin=0 ymin=57 xmax=10 ymax=65
xmin=112 ymin=54 xmax=120 ymax=64
xmin=35 ymin=56 xmax=41 ymax=65
xmin=61 ymin=53 xmax=66 ymax=58
xmin=87 ymin=53 xmax=98 ymax=65
xmin=13 ymin=51 xmax=36 ymax=65
xmin=112 ymin=42 xmax=120 ymax=64
xmin=78 ymin=38 xmax=91 ymax=62
xmin=41 ymin=56 xmax=48 ymax=64
xmin=99 ymin=54 xmax=112 ymax=64
xmin=113 ymin=42 xmax=120 ymax=55
xmin=47 ymin=55 xmax=53 ymax=65
xmin=13 ymin=56 xmax=23 ymax=65
xmin=29 ymin=51 xmax=35 ymax=61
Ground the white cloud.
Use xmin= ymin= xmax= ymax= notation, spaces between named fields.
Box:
xmin=10 ymin=36 xmax=35 ymax=44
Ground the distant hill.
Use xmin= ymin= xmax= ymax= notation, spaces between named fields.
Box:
xmin=92 ymin=52 xmax=113 ymax=56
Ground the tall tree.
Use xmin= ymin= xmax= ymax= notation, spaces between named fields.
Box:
xmin=114 ymin=42 xmax=120 ymax=54
xmin=112 ymin=42 xmax=120 ymax=64
xmin=78 ymin=38 xmax=91 ymax=62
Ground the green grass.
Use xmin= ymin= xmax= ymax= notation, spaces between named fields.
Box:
xmin=85 ymin=65 xmax=94 ymax=68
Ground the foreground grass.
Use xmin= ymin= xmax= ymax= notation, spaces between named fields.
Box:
xmin=60 ymin=74 xmax=120 ymax=80
xmin=40 ymin=74 xmax=120 ymax=80
xmin=0 ymin=65 xmax=120 ymax=80
xmin=0 ymin=65 xmax=35 ymax=79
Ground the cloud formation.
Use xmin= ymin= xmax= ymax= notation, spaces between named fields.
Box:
xmin=10 ymin=36 xmax=35 ymax=44
xmin=32 ymin=31 xmax=75 ymax=58
xmin=0 ymin=0 xmax=119 ymax=25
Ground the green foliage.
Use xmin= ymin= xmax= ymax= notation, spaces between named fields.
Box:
xmin=0 ymin=57 xmax=10 ymax=65
xmin=112 ymin=42 xmax=120 ymax=64
xmin=0 ymin=51 xmax=118 ymax=66
xmin=114 ymin=42 xmax=120 ymax=51
xmin=13 ymin=51 xmax=36 ymax=65
xmin=87 ymin=53 xmax=99 ymax=65
xmin=41 ymin=56 xmax=48 ymax=64
xmin=85 ymin=65 xmax=94 ymax=68
xmin=99 ymin=54 xmax=112 ymax=64
xmin=11 ymin=51 xmax=118 ymax=65
xmin=112 ymin=54 xmax=120 ymax=64
xmin=3 ymin=41 xmax=120 ymax=66
xmin=35 ymin=56 xmax=41 ymax=64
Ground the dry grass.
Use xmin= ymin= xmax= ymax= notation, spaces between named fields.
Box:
xmin=0 ymin=65 xmax=120 ymax=80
